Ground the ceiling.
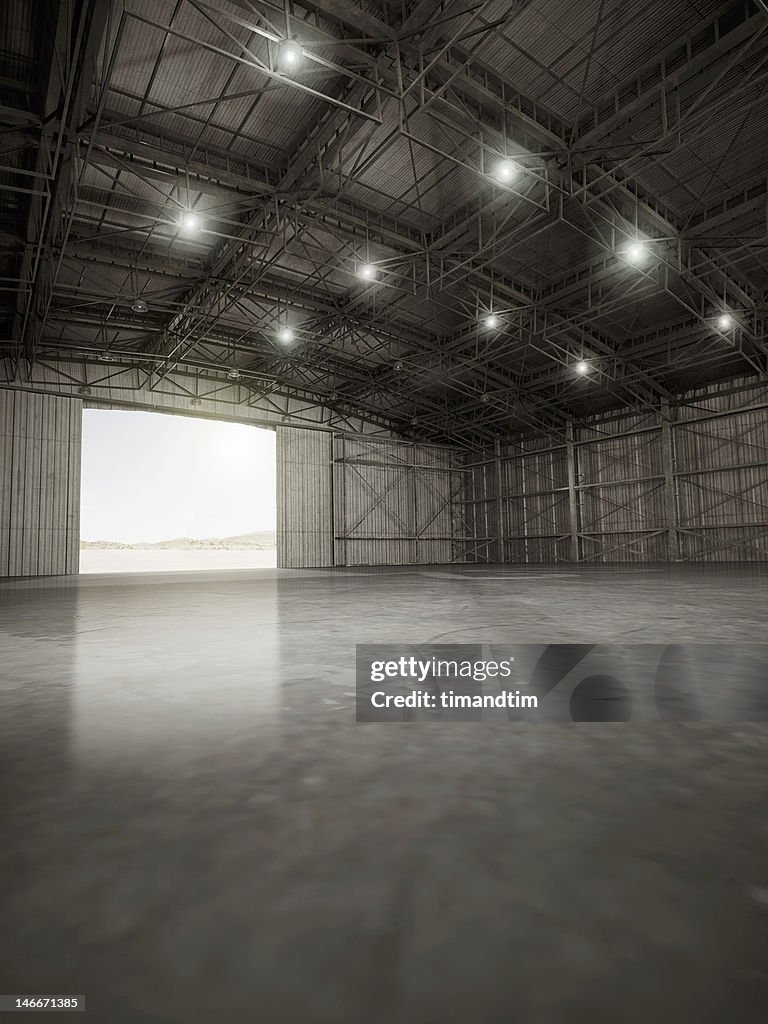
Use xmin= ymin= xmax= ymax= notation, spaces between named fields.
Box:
xmin=2 ymin=0 xmax=768 ymax=444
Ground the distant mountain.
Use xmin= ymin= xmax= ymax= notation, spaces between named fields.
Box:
xmin=81 ymin=530 xmax=276 ymax=550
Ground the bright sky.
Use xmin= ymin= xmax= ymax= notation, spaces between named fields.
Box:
xmin=80 ymin=410 xmax=276 ymax=543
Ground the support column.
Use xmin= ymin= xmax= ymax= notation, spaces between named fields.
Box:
xmin=660 ymin=400 xmax=679 ymax=561
xmin=566 ymin=422 xmax=581 ymax=562
xmin=494 ymin=439 xmax=505 ymax=563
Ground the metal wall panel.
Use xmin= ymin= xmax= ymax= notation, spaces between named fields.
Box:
xmin=577 ymin=421 xmax=666 ymax=563
xmin=333 ymin=436 xmax=466 ymax=567
xmin=503 ymin=436 xmax=571 ymax=564
xmin=459 ymin=455 xmax=497 ymax=563
xmin=277 ymin=430 xmax=469 ymax=568
xmin=674 ymin=381 xmax=768 ymax=561
xmin=466 ymin=379 xmax=768 ymax=564
xmin=0 ymin=388 xmax=82 ymax=577
xmin=276 ymin=426 xmax=334 ymax=568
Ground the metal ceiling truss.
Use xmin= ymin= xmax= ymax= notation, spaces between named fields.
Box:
xmin=4 ymin=0 xmax=768 ymax=445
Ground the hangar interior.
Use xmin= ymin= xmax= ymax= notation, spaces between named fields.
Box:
xmin=2 ymin=1 xmax=768 ymax=1022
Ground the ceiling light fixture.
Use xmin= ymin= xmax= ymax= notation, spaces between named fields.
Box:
xmin=576 ymin=360 xmax=590 ymax=375
xmin=358 ymin=263 xmax=376 ymax=280
xmin=494 ymin=159 xmax=518 ymax=183
xmin=131 ymin=298 xmax=148 ymax=314
xmin=625 ymin=241 xmax=647 ymax=264
xmin=181 ymin=212 xmax=200 ymax=232
xmin=484 ymin=313 xmax=500 ymax=329
xmin=278 ymin=327 xmax=295 ymax=344
xmin=278 ymin=38 xmax=303 ymax=71
xmin=717 ymin=313 xmax=734 ymax=330
xmin=227 ymin=369 xmax=241 ymax=380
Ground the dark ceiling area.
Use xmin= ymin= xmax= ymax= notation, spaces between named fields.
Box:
xmin=1 ymin=0 xmax=768 ymax=443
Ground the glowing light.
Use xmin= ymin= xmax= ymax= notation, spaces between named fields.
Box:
xmin=718 ymin=314 xmax=734 ymax=330
xmin=278 ymin=327 xmax=295 ymax=344
xmin=181 ymin=212 xmax=200 ymax=232
xmin=495 ymin=160 xmax=518 ymax=183
xmin=131 ymin=299 xmax=148 ymax=313
xmin=625 ymin=241 xmax=647 ymax=264
xmin=358 ymin=263 xmax=376 ymax=280
xmin=278 ymin=38 xmax=303 ymax=70
xmin=484 ymin=314 xmax=500 ymax=329
xmin=576 ymin=360 xmax=590 ymax=375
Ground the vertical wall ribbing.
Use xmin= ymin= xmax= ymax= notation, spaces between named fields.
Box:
xmin=277 ymin=429 xmax=468 ymax=568
xmin=470 ymin=382 xmax=768 ymax=564
xmin=0 ymin=389 xmax=82 ymax=577
xmin=660 ymin=400 xmax=680 ymax=561
xmin=276 ymin=426 xmax=334 ymax=568
xmin=565 ymin=422 xmax=581 ymax=562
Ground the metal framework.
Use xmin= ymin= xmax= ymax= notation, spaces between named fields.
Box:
xmin=466 ymin=376 xmax=768 ymax=563
xmin=2 ymin=0 xmax=768 ymax=446
xmin=332 ymin=434 xmax=468 ymax=564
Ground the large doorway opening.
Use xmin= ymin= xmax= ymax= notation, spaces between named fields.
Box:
xmin=79 ymin=410 xmax=276 ymax=573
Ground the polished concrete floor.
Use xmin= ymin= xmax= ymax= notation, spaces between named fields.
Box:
xmin=1 ymin=564 xmax=768 ymax=1022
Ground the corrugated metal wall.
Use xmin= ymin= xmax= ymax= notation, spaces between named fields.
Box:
xmin=0 ymin=388 xmax=82 ymax=577
xmin=466 ymin=379 xmax=768 ymax=563
xmin=504 ymin=434 xmax=572 ymax=564
xmin=675 ymin=381 xmax=768 ymax=561
xmin=460 ymin=451 xmax=499 ymax=563
xmin=5 ymin=375 xmax=766 ymax=573
xmin=576 ymin=412 xmax=668 ymax=562
xmin=277 ymin=428 xmax=469 ymax=567
xmin=276 ymin=427 xmax=334 ymax=568
xmin=333 ymin=435 xmax=465 ymax=566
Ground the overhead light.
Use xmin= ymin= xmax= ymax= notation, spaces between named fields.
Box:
xmin=77 ymin=386 xmax=92 ymax=396
xmin=278 ymin=327 xmax=295 ymax=344
xmin=97 ymin=352 xmax=114 ymax=362
xmin=576 ymin=360 xmax=590 ymax=375
xmin=480 ymin=393 xmax=490 ymax=403
xmin=227 ymin=369 xmax=241 ymax=380
xmin=181 ymin=212 xmax=200 ymax=232
xmin=278 ymin=38 xmax=303 ymax=71
xmin=358 ymin=263 xmax=376 ymax=280
xmin=131 ymin=298 xmax=148 ymax=314
xmin=625 ymin=241 xmax=647 ymax=264
xmin=494 ymin=159 xmax=518 ymax=183
xmin=484 ymin=313 xmax=500 ymax=329
xmin=393 ymin=360 xmax=403 ymax=372
xmin=190 ymin=397 xmax=202 ymax=406
xmin=717 ymin=313 xmax=734 ymax=330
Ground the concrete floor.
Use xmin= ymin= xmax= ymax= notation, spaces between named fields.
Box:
xmin=1 ymin=564 xmax=768 ymax=1023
